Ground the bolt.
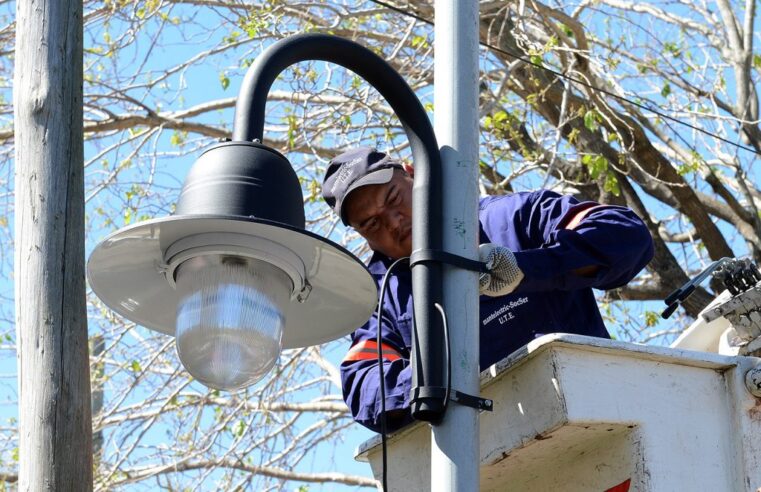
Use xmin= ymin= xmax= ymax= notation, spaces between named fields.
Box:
xmin=745 ymin=366 xmax=761 ymax=398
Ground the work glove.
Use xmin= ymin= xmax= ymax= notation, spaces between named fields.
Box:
xmin=478 ymin=243 xmax=524 ymax=297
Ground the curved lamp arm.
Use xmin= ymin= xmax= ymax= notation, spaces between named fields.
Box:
xmin=233 ymin=33 xmax=446 ymax=422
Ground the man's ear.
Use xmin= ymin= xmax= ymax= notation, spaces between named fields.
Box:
xmin=402 ymin=162 xmax=414 ymax=177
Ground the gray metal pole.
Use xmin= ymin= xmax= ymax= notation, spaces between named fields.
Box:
xmin=433 ymin=1 xmax=481 ymax=491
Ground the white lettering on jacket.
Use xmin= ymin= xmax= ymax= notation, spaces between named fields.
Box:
xmin=482 ymin=296 xmax=529 ymax=326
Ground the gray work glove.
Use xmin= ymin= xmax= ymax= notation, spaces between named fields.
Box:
xmin=478 ymin=243 xmax=524 ymax=297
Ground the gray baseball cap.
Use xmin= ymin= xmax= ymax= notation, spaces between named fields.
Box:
xmin=321 ymin=147 xmax=404 ymax=225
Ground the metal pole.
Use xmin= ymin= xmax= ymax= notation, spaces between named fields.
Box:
xmin=433 ymin=1 xmax=481 ymax=491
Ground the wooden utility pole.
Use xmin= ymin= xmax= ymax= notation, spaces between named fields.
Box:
xmin=14 ymin=0 xmax=93 ymax=489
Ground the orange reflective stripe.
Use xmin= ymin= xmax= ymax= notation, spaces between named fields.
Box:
xmin=344 ymin=340 xmax=402 ymax=363
xmin=564 ymin=204 xmax=607 ymax=230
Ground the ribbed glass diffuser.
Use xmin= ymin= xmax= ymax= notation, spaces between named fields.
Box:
xmin=174 ymin=255 xmax=291 ymax=390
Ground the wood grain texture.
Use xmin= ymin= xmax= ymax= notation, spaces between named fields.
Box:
xmin=14 ymin=0 xmax=92 ymax=489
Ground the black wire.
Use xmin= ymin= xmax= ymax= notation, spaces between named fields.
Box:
xmin=367 ymin=0 xmax=761 ymax=156
xmin=376 ymin=256 xmax=410 ymax=492
xmin=371 ymin=0 xmax=431 ymax=25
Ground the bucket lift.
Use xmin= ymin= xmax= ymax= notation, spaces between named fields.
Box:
xmin=356 ymin=258 xmax=761 ymax=491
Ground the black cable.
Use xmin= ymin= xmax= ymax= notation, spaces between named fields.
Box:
xmin=367 ymin=0 xmax=761 ymax=156
xmin=371 ymin=0 xmax=431 ymax=25
xmin=376 ymin=256 xmax=410 ymax=492
xmin=434 ymin=302 xmax=450 ymax=411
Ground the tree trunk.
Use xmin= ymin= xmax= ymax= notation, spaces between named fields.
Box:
xmin=14 ymin=0 xmax=92 ymax=490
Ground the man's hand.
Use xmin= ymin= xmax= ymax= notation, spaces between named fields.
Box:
xmin=478 ymin=243 xmax=524 ymax=297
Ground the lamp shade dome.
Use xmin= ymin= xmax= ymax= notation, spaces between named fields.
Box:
xmin=175 ymin=141 xmax=305 ymax=228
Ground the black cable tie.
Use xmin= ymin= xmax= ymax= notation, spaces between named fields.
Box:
xmin=410 ymin=386 xmax=447 ymax=401
xmin=409 ymin=248 xmax=488 ymax=273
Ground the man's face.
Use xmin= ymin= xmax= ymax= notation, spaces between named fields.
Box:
xmin=343 ymin=169 xmax=414 ymax=260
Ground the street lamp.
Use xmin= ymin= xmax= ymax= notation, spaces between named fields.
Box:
xmin=87 ymin=138 xmax=378 ymax=390
xmin=87 ymin=34 xmax=449 ymax=421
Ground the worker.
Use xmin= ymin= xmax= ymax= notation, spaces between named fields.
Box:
xmin=322 ymin=146 xmax=654 ymax=432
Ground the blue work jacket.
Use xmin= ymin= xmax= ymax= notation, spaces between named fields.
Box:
xmin=340 ymin=190 xmax=654 ymax=432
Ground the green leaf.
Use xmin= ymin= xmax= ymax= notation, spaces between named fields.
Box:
xmin=603 ymin=174 xmax=620 ymax=196
xmin=131 ymin=360 xmax=141 ymax=372
xmin=223 ymin=31 xmax=241 ymax=44
xmin=583 ymin=110 xmax=599 ymax=132
xmin=307 ymin=178 xmax=320 ymax=203
xmin=581 ymin=154 xmax=609 ymax=179
xmin=285 ymin=114 xmax=298 ymax=149
xmin=644 ymin=311 xmax=660 ymax=327
xmin=661 ymin=83 xmax=671 ymax=97
xmin=677 ymin=159 xmax=701 ymax=175
xmin=411 ymin=35 xmax=428 ymax=49
xmin=219 ymin=73 xmax=230 ymax=91
xmin=663 ymin=42 xmax=681 ymax=58
xmin=593 ymin=155 xmax=608 ymax=175
xmin=170 ymin=130 xmax=186 ymax=147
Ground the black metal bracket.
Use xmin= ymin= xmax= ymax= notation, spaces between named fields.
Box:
xmin=450 ymin=390 xmax=493 ymax=412
xmin=410 ymin=386 xmax=493 ymax=413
